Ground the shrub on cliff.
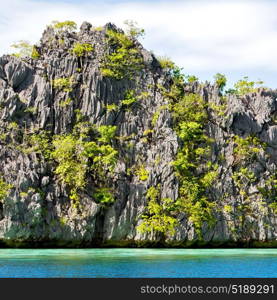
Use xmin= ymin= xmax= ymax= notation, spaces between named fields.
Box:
xmin=123 ymin=20 xmax=145 ymax=39
xmin=214 ymin=73 xmax=227 ymax=93
xmin=100 ymin=28 xmax=144 ymax=80
xmin=51 ymin=20 xmax=77 ymax=32
xmin=11 ymin=40 xmax=40 ymax=59
xmin=71 ymin=42 xmax=94 ymax=57
xmin=0 ymin=178 xmax=12 ymax=203
xmin=233 ymin=76 xmax=264 ymax=95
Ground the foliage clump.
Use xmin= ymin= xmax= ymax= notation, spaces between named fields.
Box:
xmin=23 ymin=120 xmax=118 ymax=207
xmin=24 ymin=131 xmax=53 ymax=159
xmin=51 ymin=121 xmax=117 ymax=206
xmin=94 ymin=188 xmax=114 ymax=205
xmin=157 ymin=56 xmax=175 ymax=70
xmin=214 ymin=73 xmax=227 ymax=93
xmin=137 ymin=186 xmax=178 ymax=236
xmin=52 ymin=77 xmax=74 ymax=92
xmin=31 ymin=47 xmax=40 ymax=59
xmin=105 ymin=104 xmax=118 ymax=112
xmin=7 ymin=122 xmax=19 ymax=130
xmin=185 ymin=75 xmax=198 ymax=83
xmin=97 ymin=125 xmax=117 ymax=144
xmin=100 ymin=28 xmax=144 ymax=80
xmin=51 ymin=20 xmax=77 ymax=32
xmin=232 ymin=76 xmax=264 ymax=96
xmin=52 ymin=134 xmax=87 ymax=203
xmin=135 ymin=166 xmax=149 ymax=181
xmin=233 ymin=135 xmax=264 ymax=164
xmin=11 ymin=41 xmax=40 ymax=59
xmin=121 ymin=90 xmax=137 ymax=107
xmin=269 ymin=202 xmax=277 ymax=214
xmin=93 ymin=26 xmax=104 ymax=32
xmin=71 ymin=43 xmax=93 ymax=57
xmin=151 ymin=110 xmax=160 ymax=126
xmin=0 ymin=178 xmax=12 ymax=203
xmin=258 ymin=175 xmax=277 ymax=213
xmin=151 ymin=105 xmax=168 ymax=126
xmin=232 ymin=167 xmax=255 ymax=190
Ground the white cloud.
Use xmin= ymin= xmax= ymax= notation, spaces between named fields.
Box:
xmin=0 ymin=0 xmax=277 ymax=87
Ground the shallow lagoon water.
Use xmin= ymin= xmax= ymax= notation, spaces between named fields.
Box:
xmin=0 ymin=248 xmax=276 ymax=277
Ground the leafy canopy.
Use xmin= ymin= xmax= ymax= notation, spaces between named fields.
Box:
xmin=233 ymin=76 xmax=264 ymax=95
xmin=137 ymin=186 xmax=178 ymax=236
xmin=71 ymin=43 xmax=94 ymax=57
xmin=11 ymin=40 xmax=40 ymax=59
xmin=52 ymin=123 xmax=118 ymax=205
xmin=0 ymin=178 xmax=12 ymax=203
xmin=52 ymin=77 xmax=74 ymax=92
xmin=51 ymin=20 xmax=77 ymax=32
xmin=100 ymin=28 xmax=144 ymax=80
xmin=214 ymin=73 xmax=227 ymax=93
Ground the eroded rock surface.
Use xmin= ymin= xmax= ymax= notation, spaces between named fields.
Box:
xmin=0 ymin=22 xmax=276 ymax=247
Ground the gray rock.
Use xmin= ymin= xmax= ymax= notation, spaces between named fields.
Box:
xmin=0 ymin=22 xmax=276 ymax=247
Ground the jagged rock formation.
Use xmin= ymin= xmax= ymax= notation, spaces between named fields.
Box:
xmin=0 ymin=21 xmax=276 ymax=247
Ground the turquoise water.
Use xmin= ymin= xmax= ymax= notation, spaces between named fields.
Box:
xmin=0 ymin=248 xmax=276 ymax=277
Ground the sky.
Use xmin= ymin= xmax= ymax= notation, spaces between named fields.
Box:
xmin=0 ymin=0 xmax=277 ymax=88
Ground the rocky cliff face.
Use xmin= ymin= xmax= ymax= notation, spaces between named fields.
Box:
xmin=0 ymin=21 xmax=276 ymax=247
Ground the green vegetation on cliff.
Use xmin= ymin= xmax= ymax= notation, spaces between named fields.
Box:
xmin=71 ymin=42 xmax=94 ymax=57
xmin=0 ymin=178 xmax=12 ymax=203
xmin=139 ymin=65 xmax=218 ymax=238
xmin=52 ymin=122 xmax=117 ymax=206
xmin=51 ymin=20 xmax=77 ymax=32
xmin=138 ymin=186 xmax=178 ymax=236
xmin=100 ymin=27 xmax=144 ymax=79
xmin=20 ymin=118 xmax=118 ymax=208
xmin=170 ymin=90 xmax=217 ymax=237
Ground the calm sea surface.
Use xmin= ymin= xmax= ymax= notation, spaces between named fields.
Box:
xmin=0 ymin=248 xmax=276 ymax=278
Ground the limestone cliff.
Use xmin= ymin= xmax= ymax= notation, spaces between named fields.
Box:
xmin=0 ymin=21 xmax=276 ymax=247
